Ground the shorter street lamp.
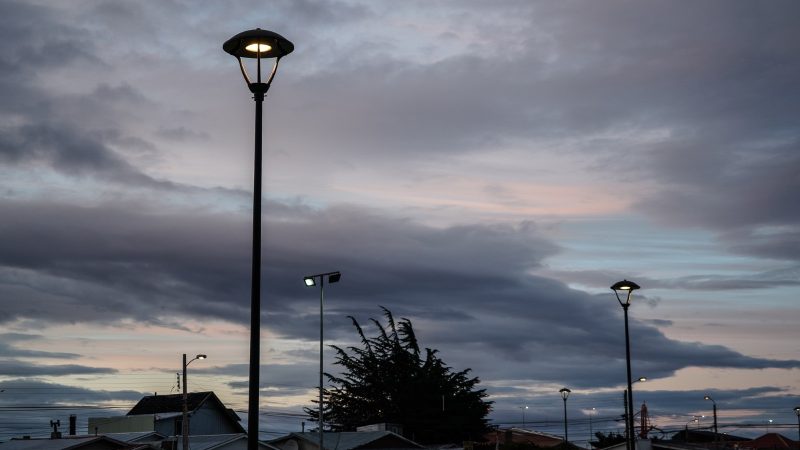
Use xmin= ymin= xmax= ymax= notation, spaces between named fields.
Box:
xmin=611 ymin=279 xmax=640 ymax=450
xmin=588 ymin=407 xmax=597 ymax=445
xmin=793 ymin=407 xmax=799 ymax=450
xmin=560 ymin=388 xmax=571 ymax=445
xmin=623 ymin=377 xmax=647 ymax=444
xmin=182 ymin=354 xmax=207 ymax=450
xmin=685 ymin=416 xmax=699 ymax=442
xmin=704 ymin=395 xmax=718 ymax=439
xmin=520 ymin=405 xmax=529 ymax=429
xmin=304 ymin=271 xmax=341 ymax=450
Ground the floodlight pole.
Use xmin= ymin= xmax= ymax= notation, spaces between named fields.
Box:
xmin=303 ymin=271 xmax=342 ymax=450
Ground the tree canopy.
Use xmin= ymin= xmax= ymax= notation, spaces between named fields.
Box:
xmin=305 ymin=307 xmax=492 ymax=444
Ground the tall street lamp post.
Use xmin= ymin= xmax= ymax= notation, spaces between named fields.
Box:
xmin=611 ymin=280 xmax=641 ymax=450
xmin=304 ymin=271 xmax=342 ymax=450
xmin=793 ymin=407 xmax=799 ymax=450
xmin=560 ymin=388 xmax=571 ymax=445
xmin=588 ymin=407 xmax=596 ymax=446
xmin=182 ymin=353 xmax=207 ymax=450
xmin=223 ymin=28 xmax=294 ymax=450
xmin=704 ymin=395 xmax=718 ymax=441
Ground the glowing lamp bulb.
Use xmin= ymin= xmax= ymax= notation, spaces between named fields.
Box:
xmin=245 ymin=43 xmax=272 ymax=53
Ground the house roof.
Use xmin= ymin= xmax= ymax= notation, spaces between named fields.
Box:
xmin=739 ymin=433 xmax=797 ymax=450
xmin=271 ymin=431 xmax=424 ymax=450
xmin=127 ymin=391 xmax=215 ymax=415
xmin=103 ymin=431 xmax=166 ymax=443
xmin=172 ymin=434 xmax=277 ymax=450
xmin=0 ymin=436 xmax=130 ymax=450
xmin=481 ymin=428 xmax=564 ymax=448
xmin=126 ymin=391 xmax=245 ymax=433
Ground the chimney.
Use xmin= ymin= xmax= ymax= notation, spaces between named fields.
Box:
xmin=69 ymin=415 xmax=77 ymax=436
xmin=50 ymin=419 xmax=62 ymax=439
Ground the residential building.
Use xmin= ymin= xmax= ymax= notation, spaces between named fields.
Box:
xmin=269 ymin=431 xmax=424 ymax=450
xmin=480 ymin=428 xmax=565 ymax=448
xmin=89 ymin=392 xmax=245 ymax=437
xmin=0 ymin=435 xmax=133 ymax=450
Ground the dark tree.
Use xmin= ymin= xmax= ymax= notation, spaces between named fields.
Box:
xmin=305 ymin=307 xmax=492 ymax=444
xmin=590 ymin=431 xmax=626 ymax=449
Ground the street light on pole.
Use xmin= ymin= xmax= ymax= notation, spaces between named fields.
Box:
xmin=519 ymin=405 xmax=529 ymax=429
xmin=704 ymin=395 xmax=718 ymax=441
xmin=611 ymin=280 xmax=641 ymax=450
xmin=793 ymin=407 xmax=799 ymax=450
xmin=560 ymin=388 xmax=571 ymax=446
xmin=623 ymin=376 xmax=647 ymax=443
xmin=182 ymin=354 xmax=206 ymax=450
xmin=304 ymin=271 xmax=341 ymax=450
xmin=588 ymin=407 xmax=597 ymax=447
xmin=223 ymin=28 xmax=294 ymax=450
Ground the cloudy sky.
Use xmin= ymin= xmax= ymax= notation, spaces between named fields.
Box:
xmin=1 ymin=0 xmax=798 ymax=443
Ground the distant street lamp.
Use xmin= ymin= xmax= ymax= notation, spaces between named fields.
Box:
xmin=560 ymin=388 xmax=571 ymax=445
xmin=704 ymin=395 xmax=718 ymax=440
xmin=793 ymin=407 xmax=799 ymax=450
xmin=623 ymin=376 xmax=647 ymax=442
xmin=182 ymin=353 xmax=207 ymax=450
xmin=304 ymin=271 xmax=342 ymax=450
xmin=767 ymin=419 xmax=773 ymax=433
xmin=223 ymin=27 xmax=294 ymax=450
xmin=685 ymin=416 xmax=699 ymax=443
xmin=588 ymin=407 xmax=597 ymax=446
xmin=520 ymin=405 xmax=529 ymax=429
xmin=611 ymin=280 xmax=641 ymax=450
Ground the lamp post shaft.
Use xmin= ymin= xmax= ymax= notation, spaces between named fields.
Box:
xmin=562 ymin=397 xmax=569 ymax=445
xmin=319 ymin=277 xmax=325 ymax=450
xmin=183 ymin=354 xmax=188 ymax=450
xmin=248 ymin=88 xmax=265 ymax=450
xmin=623 ymin=305 xmax=635 ymax=450
xmin=797 ymin=413 xmax=800 ymax=449
xmin=713 ymin=403 xmax=718 ymax=439
xmin=795 ymin=412 xmax=799 ymax=450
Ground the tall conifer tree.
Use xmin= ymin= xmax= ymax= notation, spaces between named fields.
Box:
xmin=305 ymin=307 xmax=492 ymax=444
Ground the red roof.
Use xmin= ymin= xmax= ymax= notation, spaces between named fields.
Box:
xmin=738 ymin=433 xmax=798 ymax=450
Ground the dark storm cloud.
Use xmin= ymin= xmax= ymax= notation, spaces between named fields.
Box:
xmin=0 ymin=197 xmax=796 ymax=389
xmin=0 ymin=379 xmax=144 ymax=405
xmin=0 ymin=200 xmax=253 ymax=326
xmin=0 ymin=2 xmax=192 ymax=191
xmin=0 ymin=360 xmax=116 ymax=376
xmin=0 ymin=334 xmax=79 ymax=359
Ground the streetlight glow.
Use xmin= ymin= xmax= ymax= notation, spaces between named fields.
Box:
xmin=246 ymin=43 xmax=273 ymax=53
xmin=304 ymin=277 xmax=316 ymax=287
